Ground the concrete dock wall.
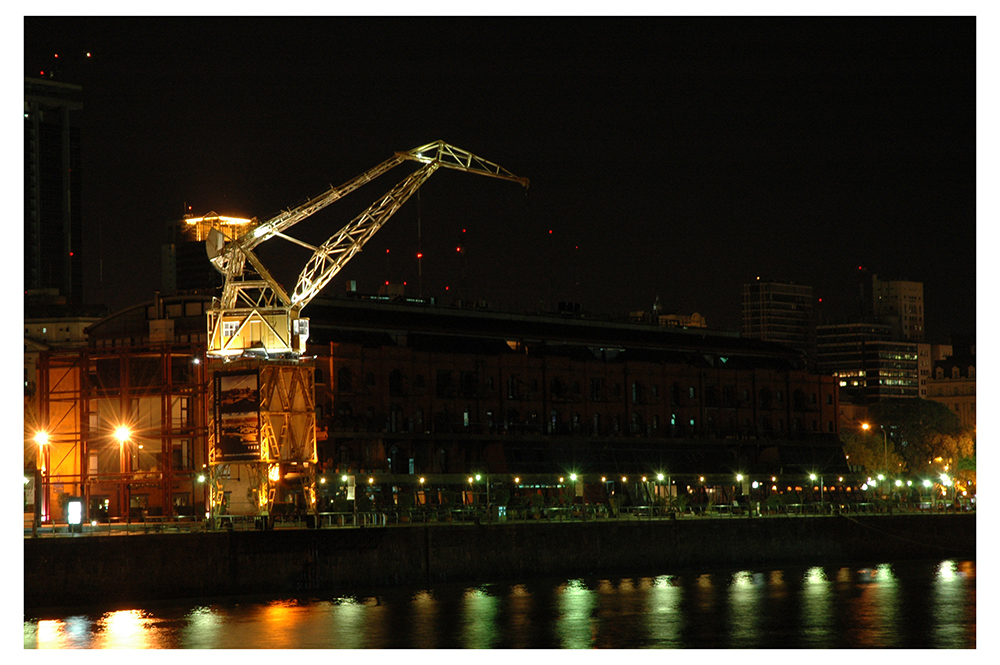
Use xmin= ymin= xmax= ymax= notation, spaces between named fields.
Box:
xmin=24 ymin=514 xmax=975 ymax=609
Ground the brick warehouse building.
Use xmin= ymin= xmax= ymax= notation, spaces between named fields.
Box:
xmin=306 ymin=297 xmax=845 ymax=482
xmin=30 ymin=293 xmax=848 ymax=522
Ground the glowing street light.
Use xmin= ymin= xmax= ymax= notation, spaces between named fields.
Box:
xmin=861 ymin=422 xmax=889 ymax=474
xmin=114 ymin=426 xmax=131 ymax=444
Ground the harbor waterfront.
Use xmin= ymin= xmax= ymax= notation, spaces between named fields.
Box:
xmin=24 ymin=513 xmax=974 ymax=610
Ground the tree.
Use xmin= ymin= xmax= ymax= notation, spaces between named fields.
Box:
xmin=866 ymin=399 xmax=968 ymax=475
xmin=841 ymin=430 xmax=907 ymax=476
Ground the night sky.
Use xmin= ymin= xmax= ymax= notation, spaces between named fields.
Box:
xmin=23 ymin=16 xmax=976 ymax=342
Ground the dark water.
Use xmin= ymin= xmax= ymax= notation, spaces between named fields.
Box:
xmin=24 ymin=558 xmax=975 ymax=648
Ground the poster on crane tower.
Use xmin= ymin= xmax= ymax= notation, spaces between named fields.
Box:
xmin=213 ymin=370 xmax=261 ymax=462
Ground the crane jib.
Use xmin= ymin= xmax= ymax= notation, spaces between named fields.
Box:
xmin=205 ymin=141 xmax=527 ymax=359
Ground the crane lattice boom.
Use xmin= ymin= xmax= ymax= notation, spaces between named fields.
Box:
xmin=205 ymin=141 xmax=527 ymax=358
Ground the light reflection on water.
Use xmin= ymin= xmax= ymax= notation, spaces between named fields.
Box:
xmin=24 ymin=558 xmax=975 ymax=649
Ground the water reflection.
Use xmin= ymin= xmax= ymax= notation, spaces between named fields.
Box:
xmin=24 ymin=559 xmax=975 ymax=649
xmin=933 ymin=559 xmax=974 ymax=649
xmin=556 ymin=579 xmax=595 ymax=648
xmin=727 ymin=570 xmax=762 ymax=648
xmin=800 ymin=566 xmax=834 ymax=648
xmin=461 ymin=587 xmax=499 ymax=648
xmin=645 ymin=575 xmax=682 ymax=647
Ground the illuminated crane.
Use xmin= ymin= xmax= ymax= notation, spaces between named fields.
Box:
xmin=200 ymin=142 xmax=527 ymax=527
xmin=205 ymin=140 xmax=529 ymax=358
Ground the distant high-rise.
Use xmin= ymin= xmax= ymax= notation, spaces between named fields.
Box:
xmin=161 ymin=212 xmax=247 ymax=295
xmin=816 ymin=322 xmax=919 ymax=403
xmin=871 ymin=274 xmax=924 ymax=342
xmin=741 ymin=279 xmax=815 ymax=362
xmin=24 ymin=77 xmax=83 ymax=304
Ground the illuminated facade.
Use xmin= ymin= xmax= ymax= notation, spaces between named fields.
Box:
xmin=871 ymin=275 xmax=924 ymax=343
xmin=816 ymin=323 xmax=919 ymax=403
xmin=162 ymin=213 xmax=253 ymax=295
xmin=917 ymin=342 xmax=953 ymax=399
xmin=926 ymin=356 xmax=976 ymax=430
xmin=27 ymin=294 xmax=212 ymax=522
xmin=31 ymin=344 xmax=208 ymax=523
xmin=29 ymin=292 xmax=847 ymax=523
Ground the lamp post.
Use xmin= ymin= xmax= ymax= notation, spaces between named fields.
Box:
xmin=115 ymin=426 xmax=132 ymax=524
xmin=33 ymin=431 xmax=48 ymax=532
xmin=861 ymin=422 xmax=888 ymax=480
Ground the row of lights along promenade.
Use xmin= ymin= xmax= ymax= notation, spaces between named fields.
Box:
xmin=26 ymin=457 xmax=972 ymax=536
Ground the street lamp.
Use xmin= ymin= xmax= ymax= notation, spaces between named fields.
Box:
xmin=861 ymin=422 xmax=889 ymax=476
xmin=33 ymin=431 xmax=49 ymax=531
xmin=115 ymin=426 xmax=132 ymax=523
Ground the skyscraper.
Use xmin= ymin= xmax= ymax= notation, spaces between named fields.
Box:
xmin=741 ymin=279 xmax=815 ymax=363
xmin=24 ymin=77 xmax=83 ymax=304
xmin=816 ymin=322 xmax=919 ymax=403
xmin=160 ymin=212 xmax=248 ymax=295
xmin=871 ymin=274 xmax=924 ymax=343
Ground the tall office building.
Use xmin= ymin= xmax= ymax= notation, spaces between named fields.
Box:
xmin=741 ymin=279 xmax=815 ymax=362
xmin=24 ymin=77 xmax=84 ymax=305
xmin=816 ymin=322 xmax=919 ymax=403
xmin=871 ymin=274 xmax=924 ymax=342
xmin=160 ymin=212 xmax=248 ymax=294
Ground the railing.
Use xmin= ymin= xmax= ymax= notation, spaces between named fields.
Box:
xmin=24 ymin=499 xmax=974 ymax=537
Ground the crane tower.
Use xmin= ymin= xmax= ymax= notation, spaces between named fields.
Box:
xmin=201 ymin=141 xmax=528 ymax=527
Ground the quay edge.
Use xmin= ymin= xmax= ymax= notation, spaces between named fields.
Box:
xmin=24 ymin=513 xmax=975 ymax=610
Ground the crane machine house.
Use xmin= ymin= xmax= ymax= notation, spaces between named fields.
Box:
xmin=201 ymin=142 xmax=529 ymax=527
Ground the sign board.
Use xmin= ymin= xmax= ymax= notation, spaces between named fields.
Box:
xmin=213 ymin=370 xmax=261 ymax=462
